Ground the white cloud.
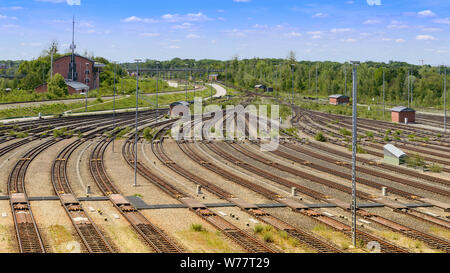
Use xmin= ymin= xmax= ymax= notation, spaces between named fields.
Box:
xmin=66 ymin=0 xmax=80 ymax=5
xmin=172 ymin=22 xmax=193 ymax=29
xmin=186 ymin=34 xmax=200 ymax=39
xmin=366 ymin=0 xmax=381 ymax=6
xmin=0 ymin=6 xmax=23 ymax=10
xmin=330 ymin=28 xmax=351 ymax=33
xmin=363 ymin=19 xmax=381 ymax=24
xmin=341 ymin=38 xmax=357 ymax=43
xmin=421 ymin=27 xmax=442 ymax=32
xmin=0 ymin=14 xmax=17 ymax=20
xmin=417 ymin=10 xmax=436 ymax=17
xmin=233 ymin=0 xmax=251 ymax=2
xmin=121 ymin=16 xmax=157 ymax=23
xmin=35 ymin=0 xmax=80 ymax=5
xmin=161 ymin=12 xmax=211 ymax=22
xmin=312 ymin=13 xmax=328 ymax=18
xmin=169 ymin=45 xmax=180 ymax=49
xmin=387 ymin=20 xmax=408 ymax=29
xmin=285 ymin=32 xmax=302 ymax=37
xmin=433 ymin=18 xmax=450 ymax=24
xmin=140 ymin=33 xmax=160 ymax=37
xmin=416 ymin=35 xmax=436 ymax=41
xmin=395 ymin=38 xmax=405 ymax=43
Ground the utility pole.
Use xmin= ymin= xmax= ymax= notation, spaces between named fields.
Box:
xmin=344 ymin=65 xmax=347 ymax=96
xmin=407 ymin=69 xmax=410 ymax=108
xmin=445 ymin=66 xmax=447 ymax=133
xmin=133 ymin=59 xmax=142 ymax=187
xmin=112 ymin=62 xmax=117 ymax=152
xmin=291 ymin=64 xmax=295 ymax=105
xmin=156 ymin=61 xmax=160 ymax=119
xmin=315 ymin=65 xmax=318 ymax=102
xmin=85 ymin=63 xmax=89 ymax=112
xmin=185 ymin=64 xmax=188 ymax=101
xmin=350 ymin=60 xmax=360 ymax=248
xmin=383 ymin=68 xmax=385 ymax=120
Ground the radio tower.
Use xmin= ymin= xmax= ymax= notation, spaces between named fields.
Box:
xmin=69 ymin=16 xmax=77 ymax=81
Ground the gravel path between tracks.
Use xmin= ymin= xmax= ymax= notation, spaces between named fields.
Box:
xmin=0 ymin=200 xmax=16 ymax=253
xmin=140 ymin=141 xmax=223 ymax=203
xmin=66 ymin=140 xmax=100 ymax=197
xmin=0 ymin=139 xmax=43 ymax=194
xmin=142 ymin=208 xmax=246 ymax=253
xmin=26 ymin=139 xmax=73 ymax=197
xmin=81 ymin=200 xmax=151 ymax=253
xmin=104 ymin=139 xmax=178 ymax=204
xmin=164 ymin=139 xmax=269 ymax=204
xmin=30 ymin=201 xmax=81 ymax=253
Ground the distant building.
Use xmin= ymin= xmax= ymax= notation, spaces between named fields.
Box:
xmin=384 ymin=144 xmax=407 ymax=166
xmin=266 ymin=87 xmax=274 ymax=92
xmin=170 ymin=101 xmax=190 ymax=117
xmin=329 ymin=94 xmax=350 ymax=105
xmin=391 ymin=106 xmax=415 ymax=124
xmin=0 ymin=63 xmax=6 ymax=69
xmin=34 ymin=17 xmax=104 ymax=95
xmin=209 ymin=74 xmax=218 ymax=81
xmin=255 ymin=84 xmax=266 ymax=91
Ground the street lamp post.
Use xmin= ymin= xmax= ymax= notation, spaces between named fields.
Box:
xmin=156 ymin=61 xmax=160 ymax=119
xmin=291 ymin=64 xmax=295 ymax=105
xmin=133 ymin=59 xmax=142 ymax=187
xmin=444 ymin=66 xmax=447 ymax=133
xmin=383 ymin=68 xmax=385 ymax=120
xmin=185 ymin=64 xmax=188 ymax=101
xmin=112 ymin=62 xmax=117 ymax=153
xmin=316 ymin=65 xmax=319 ymax=102
xmin=350 ymin=60 xmax=360 ymax=247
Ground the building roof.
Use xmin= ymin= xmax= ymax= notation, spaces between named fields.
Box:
xmin=255 ymin=84 xmax=266 ymax=88
xmin=54 ymin=53 xmax=95 ymax=64
xmin=170 ymin=101 xmax=190 ymax=107
xmin=209 ymin=74 xmax=218 ymax=77
xmin=391 ymin=106 xmax=415 ymax=112
xmin=384 ymin=144 xmax=406 ymax=158
xmin=65 ymin=80 xmax=89 ymax=90
xmin=329 ymin=94 xmax=349 ymax=99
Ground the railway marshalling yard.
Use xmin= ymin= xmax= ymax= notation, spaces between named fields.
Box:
xmin=0 ymin=86 xmax=449 ymax=254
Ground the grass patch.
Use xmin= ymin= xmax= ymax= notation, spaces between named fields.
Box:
xmin=374 ymin=230 xmax=441 ymax=253
xmin=48 ymin=225 xmax=77 ymax=253
xmin=178 ymin=227 xmax=237 ymax=253
xmin=315 ymin=131 xmax=327 ymax=142
xmin=312 ymin=224 xmax=363 ymax=253
xmin=191 ymin=224 xmax=204 ymax=232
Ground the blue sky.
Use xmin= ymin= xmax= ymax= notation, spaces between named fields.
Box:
xmin=1 ymin=0 xmax=450 ymax=65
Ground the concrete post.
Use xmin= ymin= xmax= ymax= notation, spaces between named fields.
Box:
xmin=291 ymin=187 xmax=297 ymax=197
xmin=382 ymin=187 xmax=387 ymax=196
xmin=196 ymin=185 xmax=202 ymax=195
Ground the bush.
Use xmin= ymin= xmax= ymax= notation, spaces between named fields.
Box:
xmin=254 ymin=224 xmax=264 ymax=234
xmin=315 ymin=132 xmax=327 ymax=142
xmin=339 ymin=128 xmax=351 ymax=136
xmin=263 ymin=232 xmax=274 ymax=243
xmin=191 ymin=224 xmax=204 ymax=232
xmin=406 ymin=154 xmax=426 ymax=168
xmin=429 ymin=164 xmax=442 ymax=173
xmin=143 ymin=127 xmax=154 ymax=141
xmin=366 ymin=131 xmax=374 ymax=139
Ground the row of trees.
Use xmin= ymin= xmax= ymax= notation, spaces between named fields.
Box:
xmin=2 ymin=49 xmax=448 ymax=108
xmin=122 ymin=53 xmax=448 ymax=109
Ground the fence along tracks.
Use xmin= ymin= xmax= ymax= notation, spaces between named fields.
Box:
xmin=88 ymin=116 xmax=183 ymax=253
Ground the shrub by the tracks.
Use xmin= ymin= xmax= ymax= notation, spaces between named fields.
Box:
xmin=429 ymin=164 xmax=442 ymax=173
xmin=191 ymin=223 xmax=204 ymax=232
xmin=315 ymin=131 xmax=327 ymax=142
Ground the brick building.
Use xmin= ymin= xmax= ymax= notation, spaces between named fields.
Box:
xmin=329 ymin=94 xmax=350 ymax=105
xmin=391 ymin=106 xmax=415 ymax=124
xmin=35 ymin=54 xmax=105 ymax=95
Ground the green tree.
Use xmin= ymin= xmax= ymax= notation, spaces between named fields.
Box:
xmin=47 ymin=73 xmax=68 ymax=97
